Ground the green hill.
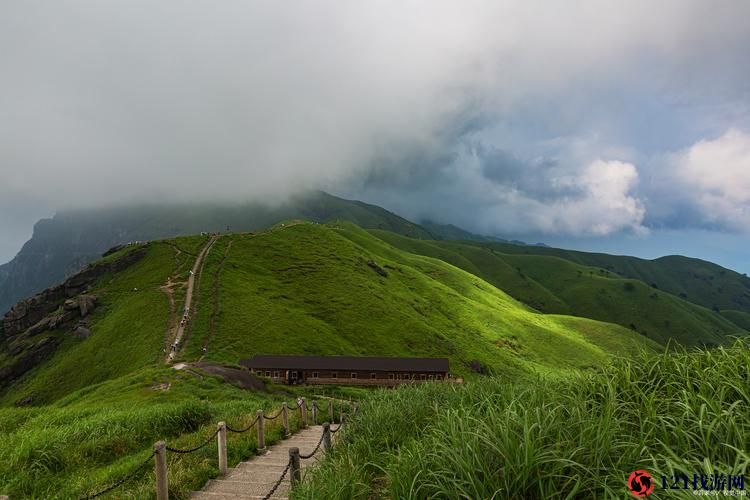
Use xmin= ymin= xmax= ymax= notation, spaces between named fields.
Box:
xmin=0 ymin=191 xmax=432 ymax=315
xmin=368 ymin=231 xmax=747 ymax=345
xmin=456 ymin=240 xmax=750 ymax=321
xmin=1 ymin=222 xmax=655 ymax=407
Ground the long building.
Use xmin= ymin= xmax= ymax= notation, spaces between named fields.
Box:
xmin=240 ymin=354 xmax=451 ymax=386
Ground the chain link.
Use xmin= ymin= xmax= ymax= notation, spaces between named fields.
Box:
xmin=79 ymin=450 xmax=155 ymax=499
xmin=299 ymin=429 xmax=326 ymax=459
xmin=263 ymin=409 xmax=282 ymax=421
xmin=226 ymin=415 xmax=260 ymax=433
xmin=166 ymin=427 xmax=220 ymax=454
xmin=260 ymin=458 xmax=291 ymax=500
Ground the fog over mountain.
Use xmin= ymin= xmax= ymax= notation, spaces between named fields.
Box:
xmin=2 ymin=1 xmax=749 ymax=272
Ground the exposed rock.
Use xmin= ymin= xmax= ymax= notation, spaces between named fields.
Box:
xmin=16 ymin=394 xmax=35 ymax=407
xmin=2 ymin=247 xmax=143 ymax=337
xmin=0 ymin=247 xmax=145 ymax=391
xmin=0 ymin=336 xmax=59 ymax=391
xmin=78 ymin=295 xmax=97 ymax=316
xmin=367 ymin=259 xmax=388 ymax=278
xmin=74 ymin=326 xmax=91 ymax=339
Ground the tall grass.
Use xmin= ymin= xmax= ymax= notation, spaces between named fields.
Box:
xmin=297 ymin=341 xmax=750 ymax=499
xmin=0 ymin=397 xmax=303 ymax=499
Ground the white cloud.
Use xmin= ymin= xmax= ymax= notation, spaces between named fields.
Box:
xmin=501 ymin=159 xmax=647 ymax=236
xmin=675 ymin=129 xmax=750 ymax=231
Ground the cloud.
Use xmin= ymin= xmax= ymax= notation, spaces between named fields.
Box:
xmin=1 ymin=1 xmax=750 ymax=261
xmin=672 ymin=129 xmax=750 ymax=231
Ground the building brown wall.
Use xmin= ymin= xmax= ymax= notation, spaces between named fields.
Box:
xmin=249 ymin=367 xmax=448 ymax=385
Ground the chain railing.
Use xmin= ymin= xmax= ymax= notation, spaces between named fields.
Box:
xmin=165 ymin=427 xmax=220 ymax=454
xmin=75 ymin=397 xmax=356 ymax=500
xmin=79 ymin=450 xmax=156 ymax=499
xmin=226 ymin=415 xmax=260 ymax=433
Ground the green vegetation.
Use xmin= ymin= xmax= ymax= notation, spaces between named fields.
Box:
xmin=455 ymin=240 xmax=750 ymax=324
xmin=178 ymin=222 xmax=654 ymax=380
xmin=0 ymin=365 xmax=314 ymax=499
xmin=297 ymin=340 xmax=750 ymax=499
xmin=369 ymin=230 xmax=746 ymax=345
xmin=2 ymin=220 xmax=745 ymax=498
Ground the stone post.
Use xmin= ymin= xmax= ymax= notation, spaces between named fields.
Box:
xmin=323 ymin=422 xmax=332 ymax=452
xmin=257 ymin=409 xmax=266 ymax=452
xmin=154 ymin=441 xmax=168 ymax=500
xmin=282 ymin=402 xmax=290 ymax=437
xmin=300 ymin=397 xmax=308 ymax=428
xmin=289 ymin=447 xmax=301 ymax=487
xmin=217 ymin=422 xmax=227 ymax=476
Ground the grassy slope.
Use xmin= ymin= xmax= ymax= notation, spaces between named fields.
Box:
xmin=0 ymin=235 xmax=208 ymax=406
xmin=2 ymin=223 xmax=654 ymax=407
xmin=457 ymin=240 xmax=750 ymax=318
xmin=182 ymin=222 xmax=654 ymax=379
xmin=0 ymin=366 xmax=314 ymax=499
xmin=297 ymin=340 xmax=750 ymax=499
xmin=370 ymin=231 xmax=745 ymax=346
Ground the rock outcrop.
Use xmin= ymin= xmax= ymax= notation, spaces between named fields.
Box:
xmin=2 ymin=247 xmax=145 ymax=337
xmin=0 ymin=246 xmax=147 ymax=392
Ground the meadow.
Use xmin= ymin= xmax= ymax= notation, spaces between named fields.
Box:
xmin=297 ymin=340 xmax=750 ymax=499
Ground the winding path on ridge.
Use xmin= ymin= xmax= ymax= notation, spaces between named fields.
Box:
xmin=167 ymin=236 xmax=217 ymax=363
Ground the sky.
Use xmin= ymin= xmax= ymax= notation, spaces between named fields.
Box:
xmin=1 ymin=1 xmax=749 ymax=273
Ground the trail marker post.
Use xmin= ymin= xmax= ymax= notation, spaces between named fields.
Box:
xmin=312 ymin=400 xmax=318 ymax=425
xmin=328 ymin=400 xmax=333 ymax=422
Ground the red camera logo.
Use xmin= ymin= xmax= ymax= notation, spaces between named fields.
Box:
xmin=628 ymin=470 xmax=655 ymax=497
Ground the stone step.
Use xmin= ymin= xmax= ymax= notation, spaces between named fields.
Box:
xmin=191 ymin=425 xmax=329 ymax=500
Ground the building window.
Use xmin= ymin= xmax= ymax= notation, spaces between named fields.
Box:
xmin=265 ymin=371 xmax=271 ymax=377
xmin=291 ymin=371 xmax=298 ymax=379
xmin=274 ymin=371 xmax=280 ymax=378
xmin=351 ymin=373 xmax=357 ymax=379
xmin=370 ymin=373 xmax=377 ymax=379
xmin=388 ymin=373 xmax=395 ymax=380
xmin=428 ymin=375 xmax=434 ymax=380
xmin=420 ymin=374 xmax=427 ymax=380
xmin=403 ymin=374 xmax=409 ymax=380
xmin=312 ymin=372 xmax=319 ymax=378
xmin=331 ymin=372 xmax=337 ymax=379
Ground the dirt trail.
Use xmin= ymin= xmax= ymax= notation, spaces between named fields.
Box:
xmin=167 ymin=236 xmax=217 ymax=362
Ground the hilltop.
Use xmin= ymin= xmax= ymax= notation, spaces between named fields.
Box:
xmin=0 ymin=192 xmax=432 ymax=315
xmin=0 ymin=222 xmax=655 ymax=406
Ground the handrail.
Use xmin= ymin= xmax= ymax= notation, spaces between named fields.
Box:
xmin=76 ymin=397 xmax=357 ymax=499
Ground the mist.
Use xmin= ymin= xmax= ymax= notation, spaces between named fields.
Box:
xmin=2 ymin=1 xmax=750 ymax=268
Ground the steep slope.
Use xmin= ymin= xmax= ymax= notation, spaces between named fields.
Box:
xmin=1 ymin=223 xmax=654 ymax=406
xmin=0 ymin=192 xmax=432 ymax=315
xmin=369 ymin=231 xmax=746 ymax=346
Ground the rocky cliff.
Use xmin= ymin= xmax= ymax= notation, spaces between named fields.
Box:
xmin=0 ymin=246 xmax=146 ymax=395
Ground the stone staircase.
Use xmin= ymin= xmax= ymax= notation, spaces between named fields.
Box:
xmin=190 ymin=425 xmax=327 ymax=500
